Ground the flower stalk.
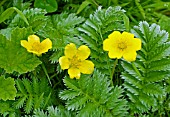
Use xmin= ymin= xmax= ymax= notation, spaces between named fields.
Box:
xmin=41 ymin=63 xmax=52 ymax=86
xmin=131 ymin=62 xmax=142 ymax=77
xmin=110 ymin=59 xmax=118 ymax=85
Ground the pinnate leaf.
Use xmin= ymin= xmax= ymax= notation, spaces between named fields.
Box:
xmin=34 ymin=0 xmax=58 ymax=13
xmin=60 ymin=70 xmax=128 ymax=116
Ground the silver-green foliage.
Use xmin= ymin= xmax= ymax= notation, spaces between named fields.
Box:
xmin=31 ymin=106 xmax=74 ymax=117
xmin=37 ymin=12 xmax=85 ymax=63
xmin=14 ymin=77 xmax=53 ymax=114
xmin=9 ymin=8 xmax=48 ymax=32
xmin=121 ymin=21 xmax=170 ymax=113
xmin=59 ymin=70 xmax=128 ymax=117
xmin=78 ymin=6 xmax=126 ymax=75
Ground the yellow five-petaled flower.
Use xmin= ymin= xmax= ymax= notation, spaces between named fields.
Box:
xmin=59 ymin=43 xmax=94 ymax=79
xmin=103 ymin=31 xmax=142 ymax=62
xmin=21 ymin=35 xmax=52 ymax=56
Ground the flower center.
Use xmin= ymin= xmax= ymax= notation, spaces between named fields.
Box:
xmin=70 ymin=56 xmax=81 ymax=68
xmin=118 ymin=42 xmax=127 ymax=51
xmin=32 ymin=42 xmax=43 ymax=52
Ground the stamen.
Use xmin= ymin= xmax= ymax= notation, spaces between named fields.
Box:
xmin=32 ymin=42 xmax=43 ymax=52
xmin=70 ymin=56 xmax=81 ymax=68
xmin=118 ymin=42 xmax=127 ymax=51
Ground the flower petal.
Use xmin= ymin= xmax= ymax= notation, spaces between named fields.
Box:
xmin=79 ymin=60 xmax=94 ymax=74
xmin=40 ymin=38 xmax=52 ymax=53
xmin=104 ymin=31 xmax=122 ymax=52
xmin=108 ymin=49 xmax=123 ymax=59
xmin=21 ymin=40 xmax=32 ymax=50
xmin=77 ymin=45 xmax=90 ymax=60
xmin=68 ymin=67 xmax=81 ymax=79
xmin=103 ymin=38 xmax=113 ymax=51
xmin=28 ymin=35 xmax=40 ymax=44
xmin=131 ymin=38 xmax=141 ymax=50
xmin=123 ymin=51 xmax=137 ymax=62
xmin=108 ymin=31 xmax=121 ymax=40
xmin=21 ymin=41 xmax=41 ymax=56
xmin=59 ymin=56 xmax=70 ymax=70
xmin=122 ymin=32 xmax=134 ymax=40
xmin=64 ymin=43 xmax=77 ymax=58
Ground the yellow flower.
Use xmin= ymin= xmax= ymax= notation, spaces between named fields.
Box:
xmin=59 ymin=43 xmax=94 ymax=79
xmin=103 ymin=31 xmax=141 ymax=62
xmin=21 ymin=35 xmax=52 ymax=56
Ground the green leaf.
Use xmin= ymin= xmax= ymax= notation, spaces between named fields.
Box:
xmin=15 ymin=96 xmax=27 ymax=109
xmin=145 ymin=71 xmax=169 ymax=82
xmin=159 ymin=15 xmax=170 ymax=41
xmin=60 ymin=70 xmax=128 ymax=116
xmin=123 ymin=14 xmax=130 ymax=31
xmin=0 ymin=27 xmax=42 ymax=74
xmin=135 ymin=0 xmax=145 ymax=19
xmin=76 ymin=1 xmax=92 ymax=14
xmin=0 ymin=7 xmax=14 ymax=23
xmin=0 ymin=76 xmax=17 ymax=101
xmin=66 ymin=95 xmax=88 ymax=111
xmin=78 ymin=6 xmax=126 ymax=76
xmin=37 ymin=12 xmax=84 ymax=62
xmin=32 ymin=106 xmax=74 ymax=117
xmin=15 ymin=77 xmax=53 ymax=114
xmin=60 ymin=89 xmax=80 ymax=100
xmin=15 ymin=79 xmax=27 ymax=95
xmin=34 ymin=93 xmax=44 ymax=109
xmin=121 ymin=21 xmax=170 ymax=113
xmin=142 ymin=83 xmax=164 ymax=96
xmin=9 ymin=8 xmax=47 ymax=32
xmin=63 ymin=78 xmax=80 ymax=91
xmin=0 ymin=100 xmax=16 ymax=115
xmin=77 ymin=103 xmax=101 ymax=117
xmin=25 ymin=95 xmax=33 ymax=113
xmin=22 ymin=79 xmax=33 ymax=94
xmin=0 ymin=7 xmax=29 ymax=25
xmin=0 ymin=28 xmax=13 ymax=39
xmin=149 ymin=58 xmax=170 ymax=71
xmin=34 ymin=0 xmax=58 ymax=13
xmin=12 ymin=7 xmax=29 ymax=25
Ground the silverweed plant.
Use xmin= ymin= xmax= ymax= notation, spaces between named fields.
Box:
xmin=0 ymin=0 xmax=169 ymax=117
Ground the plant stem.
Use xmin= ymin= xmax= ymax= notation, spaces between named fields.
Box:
xmin=41 ymin=63 xmax=52 ymax=86
xmin=110 ymin=59 xmax=118 ymax=85
xmin=112 ymin=0 xmax=118 ymax=5
xmin=92 ymin=0 xmax=99 ymax=7
xmin=0 ymin=0 xmax=7 ymax=6
xmin=50 ymin=72 xmax=58 ymax=79
xmin=135 ymin=0 xmax=145 ymax=19
xmin=132 ymin=62 xmax=141 ymax=77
